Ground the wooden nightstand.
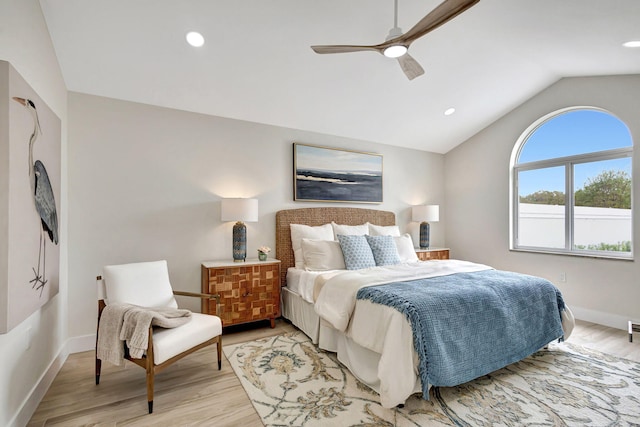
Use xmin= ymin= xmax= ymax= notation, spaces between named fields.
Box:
xmin=201 ymin=259 xmax=281 ymax=328
xmin=415 ymin=247 xmax=450 ymax=261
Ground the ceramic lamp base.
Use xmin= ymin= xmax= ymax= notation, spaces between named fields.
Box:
xmin=232 ymin=221 xmax=247 ymax=262
xmin=419 ymin=222 xmax=430 ymax=249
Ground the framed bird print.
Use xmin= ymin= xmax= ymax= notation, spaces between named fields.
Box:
xmin=0 ymin=61 xmax=61 ymax=333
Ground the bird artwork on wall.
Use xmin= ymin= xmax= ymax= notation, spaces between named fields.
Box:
xmin=1 ymin=60 xmax=61 ymax=334
xmin=12 ymin=97 xmax=59 ymax=297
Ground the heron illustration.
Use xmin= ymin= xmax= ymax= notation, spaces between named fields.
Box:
xmin=13 ymin=97 xmax=59 ymax=296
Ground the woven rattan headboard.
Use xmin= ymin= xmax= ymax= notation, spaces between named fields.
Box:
xmin=275 ymin=207 xmax=396 ymax=286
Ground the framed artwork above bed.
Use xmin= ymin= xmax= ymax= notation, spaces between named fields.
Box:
xmin=293 ymin=143 xmax=383 ymax=203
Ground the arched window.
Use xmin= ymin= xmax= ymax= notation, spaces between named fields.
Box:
xmin=511 ymin=107 xmax=633 ymax=258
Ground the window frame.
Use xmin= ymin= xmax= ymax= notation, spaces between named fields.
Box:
xmin=510 ymin=107 xmax=634 ymax=260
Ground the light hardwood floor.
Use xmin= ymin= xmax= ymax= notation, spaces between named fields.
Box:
xmin=27 ymin=319 xmax=640 ymax=426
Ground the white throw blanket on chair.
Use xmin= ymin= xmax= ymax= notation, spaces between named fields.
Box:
xmin=97 ymin=303 xmax=192 ymax=365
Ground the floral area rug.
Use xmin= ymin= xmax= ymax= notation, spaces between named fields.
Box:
xmin=223 ymin=331 xmax=640 ymax=426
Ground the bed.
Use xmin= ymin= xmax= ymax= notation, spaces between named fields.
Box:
xmin=275 ymin=207 xmax=574 ymax=408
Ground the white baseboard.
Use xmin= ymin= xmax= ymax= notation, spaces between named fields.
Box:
xmin=11 ymin=346 xmax=69 ymax=427
xmin=570 ymin=306 xmax=630 ymax=331
xmin=10 ymin=334 xmax=95 ymax=427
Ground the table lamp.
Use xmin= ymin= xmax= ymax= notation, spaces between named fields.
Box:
xmin=412 ymin=205 xmax=439 ymax=249
xmin=221 ymin=198 xmax=258 ymax=262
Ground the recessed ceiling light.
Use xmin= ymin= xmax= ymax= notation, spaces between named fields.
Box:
xmin=622 ymin=40 xmax=640 ymax=48
xmin=186 ymin=31 xmax=205 ymax=47
xmin=444 ymin=107 xmax=456 ymax=116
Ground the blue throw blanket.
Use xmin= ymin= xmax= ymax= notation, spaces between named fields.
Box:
xmin=357 ymin=269 xmax=565 ymax=397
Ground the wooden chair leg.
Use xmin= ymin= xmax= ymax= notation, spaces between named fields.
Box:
xmin=95 ymin=357 xmax=102 ymax=385
xmin=217 ymin=337 xmax=222 ymax=370
xmin=146 ymin=327 xmax=155 ymax=414
xmin=95 ymin=303 xmax=104 ymax=385
xmin=146 ymin=370 xmax=154 ymax=414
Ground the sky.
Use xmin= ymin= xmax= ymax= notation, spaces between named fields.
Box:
xmin=517 ymin=109 xmax=633 ymax=196
xmin=295 ymin=143 xmax=383 ymax=173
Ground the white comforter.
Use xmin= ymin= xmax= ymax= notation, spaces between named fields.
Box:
xmin=311 ymin=260 xmax=574 ymax=408
xmin=314 ymin=260 xmax=492 ymax=332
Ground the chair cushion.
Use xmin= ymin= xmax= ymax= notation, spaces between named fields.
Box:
xmin=152 ymin=313 xmax=222 ymax=364
xmin=103 ymin=260 xmax=178 ymax=308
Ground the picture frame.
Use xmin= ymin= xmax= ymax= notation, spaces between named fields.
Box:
xmin=293 ymin=143 xmax=383 ymax=203
xmin=1 ymin=61 xmax=61 ymax=333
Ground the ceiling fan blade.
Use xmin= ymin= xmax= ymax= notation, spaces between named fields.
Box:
xmin=397 ymin=53 xmax=425 ymax=80
xmin=399 ymin=0 xmax=480 ymax=45
xmin=311 ymin=45 xmax=381 ymax=54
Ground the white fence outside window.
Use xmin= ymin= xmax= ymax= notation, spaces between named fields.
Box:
xmin=518 ymin=203 xmax=631 ymax=248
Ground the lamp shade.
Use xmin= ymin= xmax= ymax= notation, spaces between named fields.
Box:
xmin=221 ymin=198 xmax=258 ymax=222
xmin=412 ymin=205 xmax=439 ymax=223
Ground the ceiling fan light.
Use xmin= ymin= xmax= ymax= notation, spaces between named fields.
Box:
xmin=383 ymin=44 xmax=408 ymax=58
xmin=186 ymin=31 xmax=205 ymax=47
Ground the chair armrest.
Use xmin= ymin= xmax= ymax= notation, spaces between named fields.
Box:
xmin=173 ymin=290 xmax=220 ymax=301
xmin=173 ymin=291 xmax=221 ymax=316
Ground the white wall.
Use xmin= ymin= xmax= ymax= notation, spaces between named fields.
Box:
xmin=67 ymin=92 xmax=445 ymax=343
xmin=445 ymin=75 xmax=640 ymax=329
xmin=0 ymin=1 xmax=68 ymax=426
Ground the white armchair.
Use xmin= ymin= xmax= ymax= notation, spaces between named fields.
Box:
xmin=95 ymin=260 xmax=222 ymax=414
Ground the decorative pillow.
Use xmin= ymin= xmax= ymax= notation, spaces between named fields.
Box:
xmin=301 ymin=239 xmax=346 ymax=271
xmin=337 ymin=234 xmax=376 ymax=270
xmin=368 ymin=223 xmax=401 ymax=237
xmin=290 ymin=223 xmax=334 ymax=269
xmin=394 ymin=234 xmax=419 ymax=263
xmin=365 ymin=235 xmax=401 ymax=266
xmin=331 ymin=222 xmax=368 ymax=240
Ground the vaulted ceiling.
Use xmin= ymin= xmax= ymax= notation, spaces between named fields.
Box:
xmin=40 ymin=0 xmax=640 ymax=153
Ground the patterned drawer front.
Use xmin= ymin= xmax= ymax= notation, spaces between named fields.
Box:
xmin=202 ymin=262 xmax=280 ymax=326
xmin=416 ymin=249 xmax=449 ymax=261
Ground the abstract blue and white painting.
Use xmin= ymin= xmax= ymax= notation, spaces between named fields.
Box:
xmin=294 ymin=143 xmax=382 ymax=203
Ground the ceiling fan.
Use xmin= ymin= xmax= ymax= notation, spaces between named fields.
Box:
xmin=311 ymin=0 xmax=480 ymax=80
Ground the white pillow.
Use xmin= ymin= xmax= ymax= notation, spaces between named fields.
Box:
xmin=368 ymin=223 xmax=401 ymax=237
xmin=290 ymin=223 xmax=334 ymax=269
xmin=394 ymin=234 xmax=419 ymax=263
xmin=331 ymin=222 xmax=369 ymax=239
xmin=301 ymin=239 xmax=346 ymax=271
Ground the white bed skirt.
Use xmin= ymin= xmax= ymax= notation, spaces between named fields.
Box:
xmin=281 ymin=286 xmax=422 ymax=400
xmin=281 ymin=286 xmax=320 ymax=344
xmin=280 ymin=285 xmax=574 ymax=408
